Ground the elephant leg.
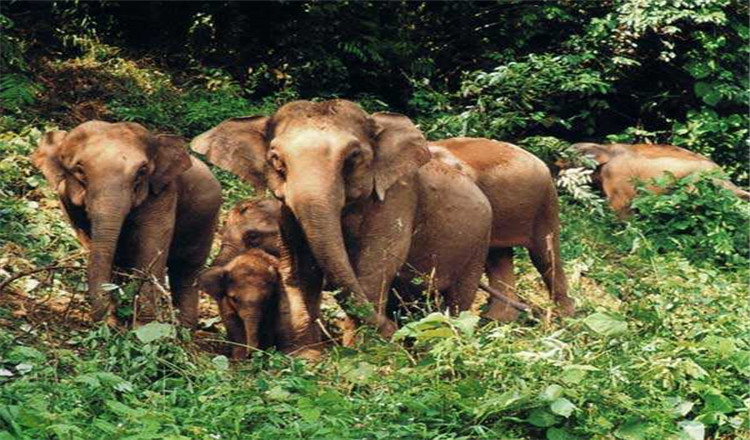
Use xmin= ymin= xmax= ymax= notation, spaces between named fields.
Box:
xmin=482 ymin=247 xmax=520 ymax=322
xmin=443 ymin=241 xmax=487 ymax=315
xmin=167 ymin=263 xmax=201 ymax=328
xmin=350 ymin=195 xmax=417 ymax=338
xmin=528 ymin=233 xmax=575 ymax=317
xmin=168 ymin=217 xmax=216 ymax=328
xmin=125 ymin=195 xmax=178 ymax=324
xmin=277 ymin=208 xmax=325 ymax=359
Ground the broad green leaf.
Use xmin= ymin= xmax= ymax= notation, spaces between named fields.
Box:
xmin=528 ymin=408 xmax=557 ymax=427
xmin=299 ymin=406 xmax=321 ymax=422
xmin=343 ymin=361 xmax=376 ymax=383
xmin=702 ymin=90 xmax=722 ymax=106
xmin=702 ymin=393 xmax=733 ymax=414
xmin=453 ymin=311 xmax=479 ymax=337
xmin=212 ymin=355 xmax=229 ymax=371
xmin=134 ymin=322 xmax=174 ymax=343
xmin=615 ymin=419 xmax=648 ymax=440
xmin=547 ymin=427 xmax=577 ymax=440
xmin=265 ymin=386 xmax=292 ymax=402
xmin=550 ymin=398 xmax=575 ymax=417
xmin=540 ymin=384 xmax=564 ymax=401
xmin=583 ymin=312 xmax=628 ymax=336
xmin=678 ymin=420 xmax=705 ymax=440
xmin=693 ymin=82 xmax=711 ymax=97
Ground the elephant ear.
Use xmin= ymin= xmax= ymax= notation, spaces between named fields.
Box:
xmin=199 ymin=267 xmax=228 ymax=301
xmin=190 ymin=116 xmax=270 ymax=189
xmin=32 ymin=130 xmax=69 ymax=189
xmin=370 ymin=112 xmax=430 ymax=201
xmin=151 ymin=135 xmax=193 ymax=194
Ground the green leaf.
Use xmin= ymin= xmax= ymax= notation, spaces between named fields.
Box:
xmin=528 ymin=408 xmax=557 ymax=427
xmin=702 ymin=393 xmax=733 ymax=414
xmin=678 ymin=420 xmax=705 ymax=440
xmin=343 ymin=362 xmax=376 ymax=384
xmin=702 ymin=90 xmax=722 ymax=106
xmin=547 ymin=427 xmax=577 ymax=440
xmin=265 ymin=386 xmax=292 ymax=402
xmin=693 ymin=82 xmax=712 ymax=97
xmin=211 ymin=355 xmax=229 ymax=371
xmin=583 ymin=312 xmax=628 ymax=336
xmin=134 ymin=322 xmax=174 ymax=343
xmin=540 ymin=384 xmax=564 ymax=401
xmin=453 ymin=311 xmax=479 ymax=337
xmin=550 ymin=398 xmax=575 ymax=417
xmin=615 ymin=419 xmax=648 ymax=440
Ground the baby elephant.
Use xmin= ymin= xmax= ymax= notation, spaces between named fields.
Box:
xmin=213 ymin=198 xmax=282 ymax=267
xmin=200 ymin=249 xmax=288 ymax=359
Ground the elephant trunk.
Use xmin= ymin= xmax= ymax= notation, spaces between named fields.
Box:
xmin=289 ymin=189 xmax=387 ymax=331
xmin=213 ymin=243 xmax=241 ymax=267
xmin=242 ymin=313 xmax=262 ymax=352
xmin=87 ymin=191 xmax=131 ymax=321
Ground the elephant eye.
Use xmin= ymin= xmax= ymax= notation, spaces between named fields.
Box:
xmin=269 ymin=152 xmax=286 ymax=177
xmin=136 ymin=164 xmax=148 ymax=177
xmin=72 ymin=164 xmax=87 ymax=185
xmin=343 ymin=149 xmax=362 ymax=174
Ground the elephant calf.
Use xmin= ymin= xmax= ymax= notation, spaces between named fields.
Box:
xmin=212 ymin=198 xmax=282 ymax=267
xmin=568 ymin=142 xmax=750 ymax=217
xmin=200 ymin=248 xmax=287 ymax=359
xmin=33 ymin=121 xmax=222 ymax=326
xmin=429 ymin=138 xmax=574 ymax=322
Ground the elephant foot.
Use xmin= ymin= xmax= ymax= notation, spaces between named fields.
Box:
xmin=482 ymin=301 xmax=520 ymax=323
xmin=231 ymin=346 xmax=249 ymax=360
xmin=337 ymin=316 xmax=359 ymax=347
xmin=292 ymin=347 xmax=323 ymax=361
xmin=556 ymin=296 xmax=576 ymax=317
xmin=377 ymin=317 xmax=398 ymax=340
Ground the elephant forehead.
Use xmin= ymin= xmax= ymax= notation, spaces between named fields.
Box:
xmin=272 ymin=128 xmax=359 ymax=154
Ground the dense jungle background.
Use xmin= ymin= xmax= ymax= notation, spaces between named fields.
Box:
xmin=1 ymin=1 xmax=748 ymax=439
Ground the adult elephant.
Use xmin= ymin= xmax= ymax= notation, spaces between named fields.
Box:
xmin=192 ymin=100 xmax=492 ymax=358
xmin=569 ymin=143 xmax=750 ymax=217
xmin=429 ymin=138 xmax=574 ymax=322
xmin=33 ymin=121 xmax=222 ymax=326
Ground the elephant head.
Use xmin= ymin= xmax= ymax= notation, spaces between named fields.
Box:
xmin=213 ymin=198 xmax=282 ymax=267
xmin=33 ymin=121 xmax=192 ymax=321
xmin=568 ymin=142 xmax=627 ymax=166
xmin=192 ymin=100 xmax=429 ymax=324
xmin=199 ymin=249 xmax=280 ymax=359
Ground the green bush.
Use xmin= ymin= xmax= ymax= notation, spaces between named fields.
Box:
xmin=626 ymin=171 xmax=750 ymax=268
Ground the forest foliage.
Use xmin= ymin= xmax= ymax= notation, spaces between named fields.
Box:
xmin=0 ymin=1 xmax=748 ymax=439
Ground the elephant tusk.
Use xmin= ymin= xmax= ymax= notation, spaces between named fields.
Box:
xmin=478 ymin=282 xmax=533 ymax=313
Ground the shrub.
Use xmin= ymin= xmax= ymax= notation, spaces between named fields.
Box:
xmin=626 ymin=171 xmax=750 ymax=268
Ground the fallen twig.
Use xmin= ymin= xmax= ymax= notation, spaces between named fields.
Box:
xmin=478 ymin=282 xmax=533 ymax=313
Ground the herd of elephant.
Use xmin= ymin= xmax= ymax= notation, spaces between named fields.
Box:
xmin=31 ymin=99 xmax=748 ymax=360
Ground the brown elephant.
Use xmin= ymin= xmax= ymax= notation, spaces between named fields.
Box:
xmin=429 ymin=138 xmax=574 ymax=322
xmin=32 ymin=121 xmax=222 ymax=326
xmin=192 ymin=99 xmax=492 ymax=358
xmin=200 ymin=249 xmax=286 ymax=359
xmin=568 ymin=143 xmax=750 ymax=217
xmin=213 ymin=198 xmax=282 ymax=267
